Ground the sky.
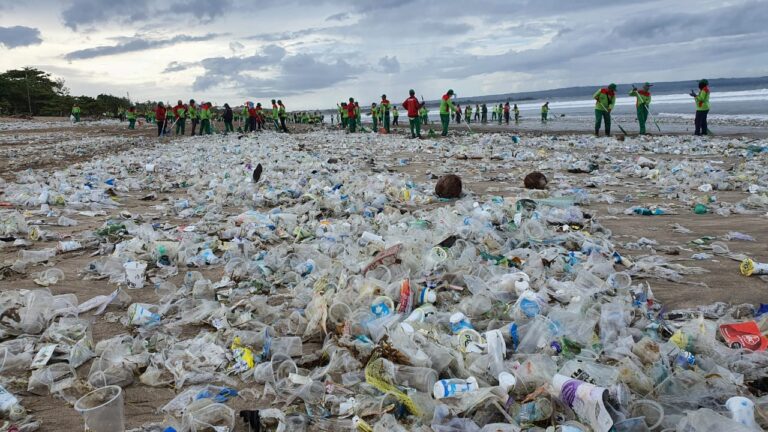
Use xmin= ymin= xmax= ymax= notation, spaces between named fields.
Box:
xmin=0 ymin=0 xmax=766 ymax=110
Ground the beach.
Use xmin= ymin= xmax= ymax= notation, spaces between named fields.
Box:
xmin=1 ymin=117 xmax=768 ymax=430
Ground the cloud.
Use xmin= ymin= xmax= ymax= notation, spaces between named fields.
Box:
xmin=61 ymin=0 xmax=232 ymax=29
xmin=62 ymin=0 xmax=150 ymax=30
xmin=411 ymin=0 xmax=768 ymax=83
xmin=164 ymin=61 xmax=197 ymax=73
xmin=168 ymin=0 xmax=232 ymax=22
xmin=64 ymin=33 xmax=221 ymax=60
xmin=0 ymin=26 xmax=43 ymax=49
xmin=378 ymin=56 xmax=400 ymax=73
xmin=191 ymin=45 xmax=362 ymax=96
xmin=229 ymin=41 xmax=245 ymax=53
xmin=325 ymin=12 xmax=350 ymax=22
xmin=246 ymin=27 xmax=327 ymax=42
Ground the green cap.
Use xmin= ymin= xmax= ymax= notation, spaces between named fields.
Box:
xmin=699 ymin=79 xmax=709 ymax=86
xmin=608 ymin=83 xmax=617 ymax=90
xmin=447 ymin=89 xmax=454 ymax=95
xmin=643 ymin=82 xmax=653 ymax=88
xmin=409 ymin=89 xmax=415 ymax=95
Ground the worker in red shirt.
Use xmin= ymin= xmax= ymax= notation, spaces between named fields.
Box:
xmin=402 ymin=89 xmax=424 ymax=139
xmin=155 ymin=102 xmax=167 ymax=137
xmin=346 ymin=97 xmax=357 ymax=133
xmin=247 ymin=102 xmax=257 ymax=132
xmin=255 ymin=103 xmax=264 ymax=130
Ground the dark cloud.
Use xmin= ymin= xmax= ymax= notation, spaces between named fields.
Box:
xmin=612 ymin=1 xmax=767 ymax=43
xmin=64 ymin=33 xmax=221 ymax=60
xmin=245 ymin=27 xmax=326 ymax=42
xmin=167 ymin=0 xmax=232 ymax=23
xmin=0 ymin=26 xmax=42 ymax=48
xmin=61 ymin=0 xmax=231 ymax=30
xmin=378 ymin=56 xmax=400 ymax=73
xmin=191 ymin=45 xmax=361 ymax=96
xmin=164 ymin=61 xmax=197 ymax=73
xmin=197 ymin=45 xmax=286 ymax=78
xmin=62 ymin=0 xmax=150 ymax=30
xmin=413 ymin=0 xmax=768 ymax=83
xmin=229 ymin=41 xmax=245 ymax=53
xmin=325 ymin=12 xmax=350 ymax=22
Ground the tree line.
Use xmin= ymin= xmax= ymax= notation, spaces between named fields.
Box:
xmin=0 ymin=67 xmax=158 ymax=118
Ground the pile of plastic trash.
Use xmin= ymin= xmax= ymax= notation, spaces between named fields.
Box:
xmin=1 ymin=128 xmax=768 ymax=431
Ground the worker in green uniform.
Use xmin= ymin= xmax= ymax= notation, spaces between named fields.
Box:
xmin=513 ymin=104 xmax=519 ymax=123
xmin=241 ymin=104 xmax=249 ymax=131
xmin=71 ymin=104 xmax=81 ymax=122
xmin=271 ymin=100 xmax=280 ymax=131
xmin=465 ymin=104 xmax=472 ymax=124
xmin=338 ymin=103 xmax=346 ymax=129
xmin=199 ymin=102 xmax=212 ymax=135
xmin=593 ymin=83 xmax=617 ymax=136
xmin=188 ymin=99 xmax=199 ymax=136
xmin=380 ymin=95 xmax=391 ymax=133
xmin=403 ymin=89 xmax=424 ymax=139
xmin=439 ymin=89 xmax=458 ymax=136
xmin=173 ymin=100 xmax=186 ymax=135
xmin=371 ymin=103 xmax=379 ymax=132
xmin=346 ymin=98 xmax=357 ymax=133
xmin=691 ymin=79 xmax=710 ymax=136
xmin=497 ymin=104 xmax=503 ymax=124
xmin=629 ymin=82 xmax=652 ymax=135
xmin=278 ymin=100 xmax=288 ymax=132
xmin=339 ymin=103 xmax=348 ymax=129
xmin=392 ymin=106 xmax=399 ymax=126
xmin=541 ymin=102 xmax=549 ymax=123
xmin=127 ymin=107 xmax=136 ymax=129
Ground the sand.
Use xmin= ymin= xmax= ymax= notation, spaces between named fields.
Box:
xmin=1 ymin=116 xmax=767 ymax=431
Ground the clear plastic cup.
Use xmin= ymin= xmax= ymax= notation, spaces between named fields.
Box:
xmin=285 ymin=413 xmax=308 ymax=432
xmin=74 ymin=385 xmax=124 ymax=432
xmin=395 ymin=365 xmax=438 ymax=393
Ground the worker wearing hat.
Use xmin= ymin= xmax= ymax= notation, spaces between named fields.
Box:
xmin=690 ymin=79 xmax=710 ymax=136
xmin=173 ymin=100 xmax=186 ymax=135
xmin=593 ymin=83 xmax=617 ymax=136
xmin=188 ymin=99 xmax=199 ymax=136
xmin=71 ymin=103 xmax=81 ymax=123
xmin=439 ymin=89 xmax=458 ymax=136
xmin=380 ymin=95 xmax=391 ymax=133
xmin=402 ymin=89 xmax=424 ymax=139
xmin=346 ymin=98 xmax=357 ymax=133
xmin=630 ymin=82 xmax=653 ymax=135
xmin=271 ymin=100 xmax=280 ymax=131
xmin=370 ymin=102 xmax=379 ymax=132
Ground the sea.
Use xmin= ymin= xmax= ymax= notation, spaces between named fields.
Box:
xmin=409 ymin=76 xmax=768 ymax=135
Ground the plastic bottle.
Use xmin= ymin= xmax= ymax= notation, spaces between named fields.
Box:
xmin=725 ymin=396 xmax=757 ymax=430
xmin=632 ymin=207 xmax=664 ymax=216
xmin=432 ymin=376 xmax=479 ymax=399
xmin=57 ymin=240 xmax=82 ymax=253
xmin=449 ymin=312 xmax=473 ymax=333
xmin=513 ymin=397 xmax=553 ymax=424
xmin=693 ymin=203 xmax=709 ymax=214
xmin=417 ymin=283 xmax=437 ymax=304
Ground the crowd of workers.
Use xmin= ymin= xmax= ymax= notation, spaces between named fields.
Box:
xmin=71 ymin=79 xmax=711 ymax=137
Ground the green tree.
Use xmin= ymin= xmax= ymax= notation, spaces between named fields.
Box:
xmin=0 ymin=67 xmax=132 ymax=117
xmin=0 ymin=67 xmax=66 ymax=115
